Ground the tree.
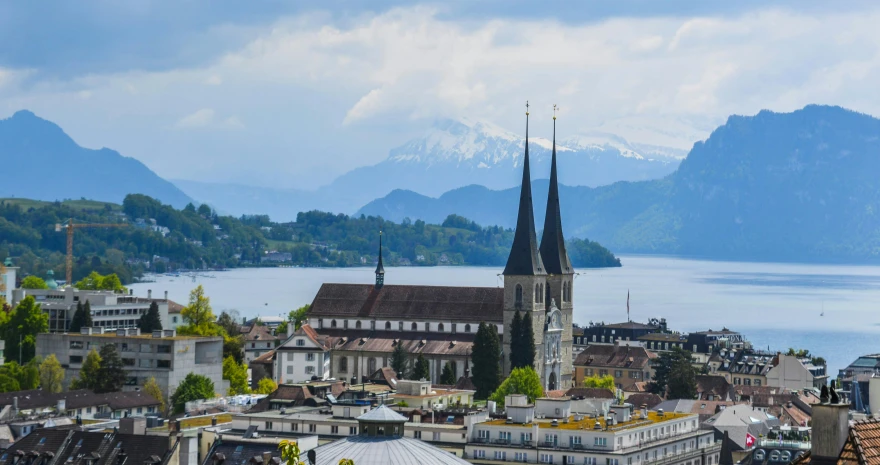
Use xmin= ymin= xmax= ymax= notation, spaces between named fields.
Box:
xmin=178 ymin=285 xmax=218 ymax=335
xmin=256 ymin=378 xmax=278 ymax=394
xmin=1 ymin=296 xmax=49 ymax=364
xmin=21 ymin=276 xmax=48 ymax=289
xmin=489 ymin=367 xmax=544 ymax=407
xmin=138 ymin=301 xmax=163 ymax=333
xmin=75 ymin=272 xmax=125 ymax=291
xmin=509 ymin=310 xmax=523 ymax=369
xmin=143 ymin=377 xmax=167 ymax=415
xmin=69 ymin=300 xmax=94 ymax=333
xmin=290 ymin=305 xmax=310 ymax=331
xmin=171 ymin=373 xmax=215 ymax=413
xmin=520 ymin=313 xmax=536 ymax=369
xmin=472 ymin=322 xmax=502 ymax=399
xmin=0 ymin=360 xmax=41 ymax=390
xmin=411 ymin=354 xmax=430 ymax=381
xmin=0 ymin=374 xmax=20 ymax=393
xmin=667 ymin=358 xmax=698 ymax=400
xmin=71 ymin=349 xmax=102 ymax=390
xmin=39 ymin=354 xmax=65 ymax=393
xmin=390 ymin=342 xmax=409 ymax=378
xmin=94 ymin=344 xmax=127 ymax=393
xmin=650 ymin=347 xmax=696 ymax=397
xmin=217 ymin=311 xmax=241 ymax=336
xmin=223 ymin=356 xmax=250 ymax=395
xmin=583 ymin=375 xmax=616 ymax=393
xmin=223 ymin=334 xmax=244 ymax=364
xmin=440 ymin=362 xmax=456 ymax=385
xmin=278 ymin=440 xmax=306 ymax=465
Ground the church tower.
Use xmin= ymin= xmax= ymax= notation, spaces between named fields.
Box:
xmin=539 ymin=106 xmax=575 ymax=389
xmin=502 ymin=102 xmax=547 ymax=379
xmin=375 ymin=231 xmax=385 ymax=289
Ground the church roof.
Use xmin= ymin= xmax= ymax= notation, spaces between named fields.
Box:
xmin=539 ymin=115 xmax=573 ymax=275
xmin=308 ymin=283 xmax=503 ymax=322
xmin=503 ymin=108 xmax=545 ymax=276
xmin=310 ymin=435 xmax=471 ymax=465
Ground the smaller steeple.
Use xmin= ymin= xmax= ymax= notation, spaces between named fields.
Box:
xmin=375 ymin=231 xmax=385 ymax=289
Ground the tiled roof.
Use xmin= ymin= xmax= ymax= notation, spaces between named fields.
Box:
xmin=564 ymin=387 xmax=615 ymax=399
xmin=625 ymin=393 xmax=663 ymax=409
xmin=454 ymin=377 xmax=476 ymax=391
xmin=321 ymin=329 xmax=475 ymax=357
xmin=250 ymin=350 xmax=276 ymax=365
xmin=166 ymin=300 xmax=184 ymax=314
xmin=0 ymin=389 xmax=159 ymax=411
xmin=601 ymin=322 xmax=658 ymax=330
xmin=3 ymin=429 xmax=175 ymax=465
xmin=369 ymin=367 xmax=399 ymax=387
xmin=573 ymin=344 xmax=656 ymax=369
xmin=308 ymin=284 xmax=504 ymax=323
xmin=696 ymin=375 xmax=733 ymax=400
xmin=244 ymin=325 xmax=277 ymax=342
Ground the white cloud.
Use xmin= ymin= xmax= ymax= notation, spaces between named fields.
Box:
xmin=176 ymin=108 xmax=215 ymax=128
xmin=205 ymin=75 xmax=223 ymax=85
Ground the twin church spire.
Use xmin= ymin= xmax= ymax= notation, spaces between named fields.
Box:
xmin=503 ymin=102 xmax=572 ymax=276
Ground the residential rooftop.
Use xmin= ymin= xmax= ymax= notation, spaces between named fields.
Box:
xmin=58 ymin=332 xmax=221 ymax=341
xmin=482 ymin=411 xmax=693 ymax=431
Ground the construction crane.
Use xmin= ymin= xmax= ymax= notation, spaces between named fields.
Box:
xmin=55 ymin=219 xmax=129 ymax=286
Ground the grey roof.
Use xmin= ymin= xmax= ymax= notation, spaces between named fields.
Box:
xmin=538 ymin=117 xmax=573 ymax=276
xmin=357 ymin=405 xmax=408 ymax=423
xmin=503 ymin=111 xmax=545 ymax=277
xmin=703 ymin=405 xmax=778 ymax=450
xmin=311 ymin=435 xmax=471 ymax=465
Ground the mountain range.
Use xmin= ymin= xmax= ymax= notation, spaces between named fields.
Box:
xmin=359 ymin=105 xmax=880 ymax=263
xmin=176 ymin=117 xmax=693 ymax=218
xmin=0 ymin=110 xmax=192 ymax=208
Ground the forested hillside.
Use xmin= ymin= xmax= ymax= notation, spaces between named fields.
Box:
xmin=0 ymin=195 xmax=620 ymax=283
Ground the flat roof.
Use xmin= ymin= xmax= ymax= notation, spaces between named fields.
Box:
xmin=482 ymin=411 xmax=693 ymax=431
xmin=45 ymin=332 xmax=221 ymax=341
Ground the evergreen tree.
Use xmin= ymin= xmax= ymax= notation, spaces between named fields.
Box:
xmin=138 ymin=301 xmax=163 ymax=333
xmin=472 ymin=322 xmax=501 ymax=399
xmin=650 ymin=347 xmax=696 ymax=397
xmin=94 ymin=344 xmax=127 ymax=393
xmin=390 ymin=341 xmax=409 ymax=378
xmin=171 ymin=373 xmax=215 ymax=414
xmin=440 ymin=362 xmax=456 ymax=385
xmin=69 ymin=301 xmax=85 ymax=333
xmin=521 ymin=312 xmax=536 ymax=369
xmin=411 ymin=354 xmax=430 ymax=380
xmin=509 ymin=310 xmax=523 ymax=369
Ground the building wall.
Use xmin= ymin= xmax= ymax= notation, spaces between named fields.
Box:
xmin=309 ymin=317 xmax=501 ymax=336
xmin=765 ymin=355 xmax=813 ymax=391
xmin=36 ymin=332 xmax=226 ymax=400
xmin=275 ymin=350 xmax=330 ymax=384
xmin=503 ymin=274 xmax=547 ymax=381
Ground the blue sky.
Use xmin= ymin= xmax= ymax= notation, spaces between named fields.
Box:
xmin=2 ymin=1 xmax=878 ymax=188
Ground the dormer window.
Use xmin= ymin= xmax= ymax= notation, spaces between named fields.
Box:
xmin=296 ymin=339 xmax=305 ymax=347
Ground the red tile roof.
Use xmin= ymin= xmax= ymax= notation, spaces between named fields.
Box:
xmin=573 ymin=344 xmax=656 ymax=369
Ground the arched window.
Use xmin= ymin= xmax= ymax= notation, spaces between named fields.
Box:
xmin=535 ymin=283 xmax=541 ymax=303
xmin=339 ymin=356 xmax=348 ymax=373
xmin=368 ymin=357 xmax=377 ymax=374
xmin=438 ymin=323 xmax=445 ymax=332
xmin=425 ymin=323 xmax=431 ymax=332
xmin=385 ymin=321 xmax=391 ymax=330
xmin=465 ymin=324 xmax=471 ymax=333
xmin=331 ymin=320 xmax=337 ymax=328
xmin=356 ymin=321 xmax=362 ymax=329
xmin=412 ymin=322 xmax=418 ymax=331
xmin=545 ymin=283 xmax=551 ymax=307
xmin=515 ymin=284 xmax=523 ymax=306
xmin=399 ymin=321 xmax=404 ymax=331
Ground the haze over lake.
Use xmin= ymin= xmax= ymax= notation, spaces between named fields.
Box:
xmin=130 ymin=255 xmax=880 ymax=376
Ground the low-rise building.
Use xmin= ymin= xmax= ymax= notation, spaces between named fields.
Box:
xmin=765 ymin=354 xmax=826 ymax=390
xmin=1 ymin=427 xmax=185 ymax=465
xmin=274 ymin=324 xmax=330 ymax=384
xmin=577 ymin=320 xmax=667 ymax=346
xmin=465 ymin=401 xmax=720 ymax=465
xmin=573 ymin=342 xmax=657 ymax=390
xmin=243 ymin=324 xmax=279 ymax=364
xmin=392 ymin=379 xmax=475 ymax=410
xmin=0 ymin=388 xmax=161 ymax=420
xmin=36 ymin=328 xmax=226 ymax=399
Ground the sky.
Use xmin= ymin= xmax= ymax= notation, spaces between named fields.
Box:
xmin=2 ymin=1 xmax=880 ymax=189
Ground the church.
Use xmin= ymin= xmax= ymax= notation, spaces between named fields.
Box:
xmin=305 ymin=105 xmax=576 ymax=391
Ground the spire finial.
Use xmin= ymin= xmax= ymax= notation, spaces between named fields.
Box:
xmin=553 ymin=104 xmax=558 ymax=120
xmin=525 ymin=100 xmax=529 ymax=116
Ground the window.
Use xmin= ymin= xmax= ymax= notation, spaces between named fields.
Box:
xmin=344 ymin=320 xmax=348 ymax=329
xmin=295 ymin=338 xmax=305 ymax=347
xmin=425 ymin=323 xmax=430 ymax=332
xmin=606 ymin=460 xmax=619 ymax=465
xmin=339 ymin=357 xmax=348 ymax=373
xmin=331 ymin=320 xmax=337 ymax=328
xmin=769 ymin=451 xmax=781 ymax=462
xmin=478 ymin=430 xmax=489 ymax=439
xmin=251 ymin=343 xmax=256 ymax=348
xmin=412 ymin=322 xmax=418 ymax=331
xmin=350 ymin=427 xmax=357 ymax=434
xmin=355 ymin=321 xmax=362 ymax=329
xmin=585 ymin=458 xmax=597 ymax=465
xmin=385 ymin=321 xmax=391 ymax=330
xmin=494 ymin=452 xmax=507 ymax=460
xmin=287 ymin=366 xmax=293 ymax=374
xmin=615 ymin=370 xmax=623 ymax=378
xmin=138 ymin=359 xmax=151 ymax=368
xmin=500 ymin=432 xmax=512 ymax=441
xmin=438 ymin=323 xmax=444 ymax=332
xmin=305 ymin=366 xmax=315 ymax=374
xmin=399 ymin=321 xmax=404 ymax=331
xmin=70 ymin=355 xmax=83 ymax=364
xmin=125 ymin=377 xmax=138 ymax=386
xmin=70 ymin=341 xmax=84 ymax=349
xmin=264 ymin=421 xmax=273 ymax=430
xmin=414 ymin=431 xmax=422 ymax=439
xmin=465 ymin=324 xmax=471 ymax=333
xmin=331 ymin=426 xmax=339 ymax=434
xmin=452 ymin=323 xmax=457 ymax=333
xmin=309 ymin=424 xmax=316 ymax=433
xmin=594 ymin=438 xmax=607 ymax=446
xmin=368 ymin=357 xmax=377 ymax=374
xmin=630 ymin=371 xmax=640 ymax=379
xmin=474 ymin=450 xmax=485 ymax=459
xmin=307 ymin=353 xmax=315 ymax=361
xmin=755 ymin=379 xmax=762 ymax=386
xmin=172 ymin=316 xmax=178 ymax=323
xmin=515 ymin=284 xmax=523 ymax=306
xmin=136 ymin=407 xmax=143 ymax=414
xmin=540 ymin=454 xmax=553 ymax=464
xmin=535 ymin=283 xmax=541 ymax=303
xmin=433 ymin=432 xmax=440 ymax=441
xmin=157 ymin=345 xmax=171 ymax=353
xmin=157 ymin=360 xmax=170 ymax=369
xmin=516 ymin=452 xmax=528 ymax=462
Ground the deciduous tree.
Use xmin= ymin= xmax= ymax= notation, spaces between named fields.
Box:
xmin=490 ymin=367 xmax=544 ymax=407
xmin=1 ymin=296 xmax=48 ymax=364
xmin=472 ymin=322 xmax=501 ymax=399
xmin=171 ymin=373 xmax=215 ymax=414
xmin=256 ymin=378 xmax=277 ymax=394
xmin=178 ymin=286 xmax=218 ymax=335
xmin=143 ymin=377 xmax=166 ymax=415
xmin=223 ymin=356 xmax=250 ymax=395
xmin=39 ymin=354 xmax=65 ymax=393
xmin=583 ymin=374 xmax=616 ymax=393
xmin=71 ymin=349 xmax=102 ymax=390
xmin=21 ymin=276 xmax=48 ymax=289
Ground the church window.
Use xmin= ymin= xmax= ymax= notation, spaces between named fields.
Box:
xmin=368 ymin=358 xmax=377 ymax=374
xmin=452 ymin=323 xmax=457 ymax=333
xmin=515 ymin=285 xmax=523 ymax=306
xmin=535 ymin=284 xmax=541 ymax=303
xmin=412 ymin=322 xmax=418 ymax=331
xmin=385 ymin=321 xmax=391 ymax=330
xmin=331 ymin=320 xmax=337 ymax=328
xmin=465 ymin=324 xmax=471 ymax=333
xmin=399 ymin=321 xmax=404 ymax=331
xmin=339 ymin=357 xmax=348 ymax=373
xmin=344 ymin=320 xmax=349 ymax=329
xmin=371 ymin=320 xmax=376 ymax=330
xmin=438 ymin=323 xmax=445 ymax=332
xmin=356 ymin=321 xmax=362 ymax=329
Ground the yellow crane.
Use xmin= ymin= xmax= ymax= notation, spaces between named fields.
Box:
xmin=56 ymin=219 xmax=129 ymax=286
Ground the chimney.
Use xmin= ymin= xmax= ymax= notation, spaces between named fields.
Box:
xmin=261 ymin=453 xmax=272 ymax=465
xmin=148 ymin=289 xmax=152 ymax=299
xmin=811 ymin=390 xmax=850 ymax=461
xmin=164 ymin=291 xmax=168 ymax=301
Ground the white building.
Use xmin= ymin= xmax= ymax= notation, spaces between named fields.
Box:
xmin=274 ymin=324 xmax=331 ymax=384
xmin=765 ymin=354 xmax=823 ymax=390
xmin=465 ymin=402 xmax=721 ymax=465
xmin=1 ymin=258 xmax=16 ymax=303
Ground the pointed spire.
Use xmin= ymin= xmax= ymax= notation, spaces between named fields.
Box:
xmin=375 ymin=231 xmax=385 ymax=288
xmin=540 ymin=104 xmax=573 ymax=275
xmin=503 ymin=101 xmax=545 ymax=276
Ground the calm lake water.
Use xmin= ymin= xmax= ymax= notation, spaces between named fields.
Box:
xmin=129 ymin=255 xmax=880 ymax=377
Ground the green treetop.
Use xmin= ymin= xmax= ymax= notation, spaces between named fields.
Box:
xmin=0 ymin=296 xmax=49 ymax=364
xmin=94 ymin=344 xmax=127 ymax=393
xmin=138 ymin=301 xmax=163 ymax=333
xmin=20 ymin=276 xmax=48 ymax=289
xmin=171 ymin=373 xmax=215 ymax=414
xmin=490 ymin=366 xmax=544 ymax=407
xmin=440 ymin=362 xmax=456 ymax=385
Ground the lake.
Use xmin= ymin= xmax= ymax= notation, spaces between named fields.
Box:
xmin=129 ymin=255 xmax=880 ymax=377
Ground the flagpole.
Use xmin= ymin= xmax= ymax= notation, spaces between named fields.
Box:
xmin=627 ymin=290 xmax=630 ymax=322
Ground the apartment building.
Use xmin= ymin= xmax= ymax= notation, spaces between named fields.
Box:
xmin=465 ymin=399 xmax=721 ymax=465
xmin=274 ymin=324 xmax=331 ymax=384
xmin=36 ymin=328 xmax=226 ymax=398
xmin=573 ymin=342 xmax=657 ymax=390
